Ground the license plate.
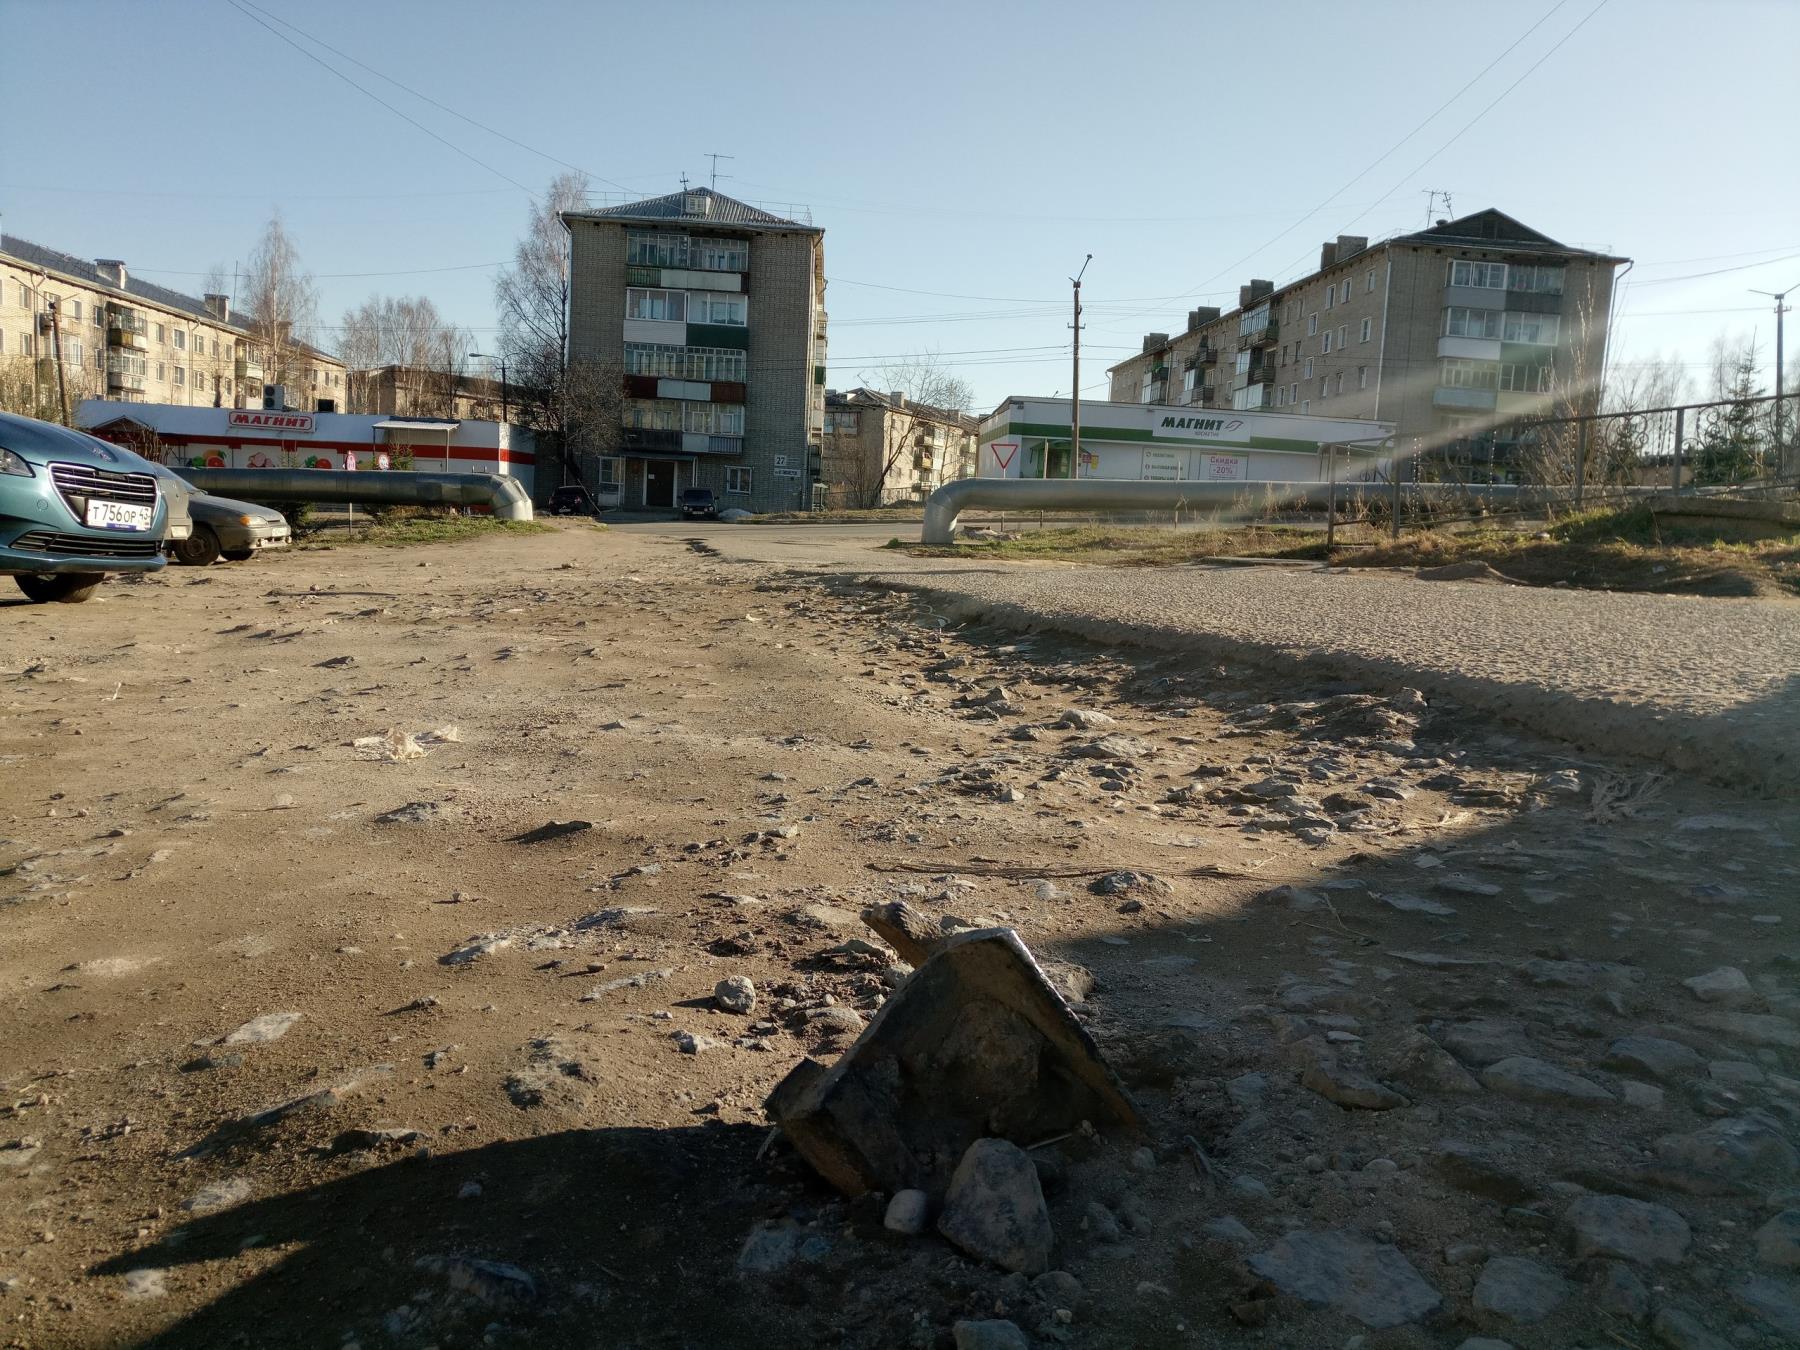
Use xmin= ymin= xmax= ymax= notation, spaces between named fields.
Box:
xmin=85 ymin=500 xmax=154 ymax=532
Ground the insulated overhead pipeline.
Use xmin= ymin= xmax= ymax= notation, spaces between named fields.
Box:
xmin=916 ymin=477 xmax=1638 ymax=545
xmin=171 ymin=468 xmax=535 ymax=521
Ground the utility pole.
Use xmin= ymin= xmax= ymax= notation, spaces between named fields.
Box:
xmin=1069 ymin=254 xmax=1091 ymax=481
xmin=47 ymin=297 xmax=69 ymax=425
xmin=1750 ymin=280 xmax=1796 ymax=479
xmin=469 ymin=350 xmax=509 ymax=424
xmin=704 ymin=153 xmax=734 ymax=191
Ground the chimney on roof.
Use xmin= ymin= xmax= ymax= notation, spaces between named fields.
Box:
xmin=1238 ymin=280 xmax=1273 ymax=308
xmin=1193 ymin=305 xmax=1220 ymax=327
xmin=1142 ymin=332 xmax=1170 ymax=354
xmin=203 ymin=293 xmax=230 ymax=322
xmin=1319 ymin=242 xmax=1338 ymax=271
xmin=1335 ymin=234 xmax=1368 ymax=260
xmin=1436 ymin=218 xmax=1449 ymax=228
xmin=888 ymin=390 xmax=905 ymax=407
xmin=94 ymin=258 xmax=127 ymax=288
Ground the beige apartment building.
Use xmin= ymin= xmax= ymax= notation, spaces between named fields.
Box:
xmin=0 ymin=234 xmax=347 ymax=422
xmin=820 ymin=387 xmax=978 ymax=506
xmin=1106 ymin=210 xmax=1627 ymax=478
xmin=349 ymin=364 xmax=510 ymax=421
xmin=563 ymin=188 xmax=826 ymax=512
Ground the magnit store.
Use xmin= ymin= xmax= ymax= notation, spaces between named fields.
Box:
xmin=976 ymin=397 xmax=1394 ymax=483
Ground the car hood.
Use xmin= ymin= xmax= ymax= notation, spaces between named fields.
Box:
xmin=0 ymin=410 xmax=161 ymax=472
xmin=187 ymin=494 xmax=287 ymax=525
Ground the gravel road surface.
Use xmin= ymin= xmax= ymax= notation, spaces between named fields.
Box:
xmin=845 ymin=561 xmax=1800 ymax=795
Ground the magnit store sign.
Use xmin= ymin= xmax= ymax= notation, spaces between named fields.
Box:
xmin=1151 ymin=413 xmax=1246 ymax=440
xmin=227 ymin=411 xmax=316 ymax=433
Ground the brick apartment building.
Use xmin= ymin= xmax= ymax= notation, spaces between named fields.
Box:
xmin=0 ymin=235 xmax=347 ymax=421
xmin=820 ymin=387 xmax=978 ymax=506
xmin=562 ymin=188 xmax=826 ymax=512
xmin=1105 ymin=210 xmax=1628 ymax=478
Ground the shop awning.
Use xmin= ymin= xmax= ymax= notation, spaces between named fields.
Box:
xmin=374 ymin=420 xmax=459 ymax=432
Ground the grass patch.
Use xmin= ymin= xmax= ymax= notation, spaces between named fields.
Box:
xmin=1341 ymin=505 xmax=1800 ymax=597
xmin=292 ymin=515 xmax=556 ymax=550
xmin=911 ymin=506 xmax=1800 ymax=597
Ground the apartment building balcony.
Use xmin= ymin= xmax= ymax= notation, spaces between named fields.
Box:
xmin=107 ymin=327 xmax=147 ymax=352
xmin=236 ymin=356 xmax=264 ymax=382
xmin=1433 ymin=385 xmax=1497 ymax=412
xmin=1241 ymin=319 xmax=1278 ymax=347
xmin=1185 ymin=345 xmax=1219 ymax=371
xmin=107 ymin=369 xmax=145 ymax=393
xmin=620 ymin=427 xmax=684 ymax=453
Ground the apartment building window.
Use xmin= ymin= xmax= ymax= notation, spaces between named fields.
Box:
xmin=1337 ymin=325 xmax=1347 ymax=349
xmin=1360 ymin=317 xmax=1372 ymax=343
xmin=1502 ymin=312 xmax=1559 ymax=345
xmin=1497 ymin=363 xmax=1554 ymax=393
xmin=154 ymin=322 xmax=166 ymax=344
xmin=626 ymin=287 xmax=686 ymax=321
xmin=725 ymin=466 xmax=753 ymax=494
xmin=624 ymin=342 xmax=747 ymax=381
xmin=92 ymin=305 xmax=103 ymax=328
xmin=1234 ymin=349 xmax=1252 ymax=374
xmin=17 ymin=282 xmax=31 ymax=308
xmin=212 ymin=338 xmax=220 ymax=357
xmin=689 ymin=291 xmax=747 ymax=326
xmin=1301 ymin=400 xmax=1309 ymax=413
xmin=156 ymin=361 xmax=165 ymax=380
xmin=1290 ymin=383 xmax=1299 ymax=404
xmin=19 ymin=332 xmax=33 ymax=356
xmin=824 ymin=410 xmax=860 ymax=434
xmin=626 ymin=231 xmax=749 ymax=272
xmin=1440 ymin=358 xmax=1498 ymax=389
xmin=1318 ymin=377 xmax=1328 ymax=400
xmin=1358 ymin=365 xmax=1369 ymax=389
xmin=174 ymin=330 xmax=186 ymax=350
xmin=1339 ymin=280 xmax=1350 ymax=303
xmin=174 ymin=366 xmax=186 ymax=386
xmin=598 ymin=456 xmax=623 ymax=485
xmin=1320 ymin=330 xmax=1332 ymax=354
xmin=1507 ymin=264 xmax=1564 ymax=295
xmin=1303 ymin=357 xmax=1314 ymax=378
xmin=683 ymin=402 xmax=744 ymax=436
xmin=694 ymin=238 xmax=749 ymax=271
xmin=1307 ymin=313 xmax=1319 ymax=336
xmin=1450 ymin=260 xmax=1506 ymax=289
xmin=62 ymin=338 xmax=83 ymax=366
xmin=625 ymin=398 xmax=682 ymax=430
xmin=1324 ymin=286 xmax=1334 ymax=311
xmin=1366 ymin=268 xmax=1377 ymax=292
xmin=1337 ymin=372 xmax=1346 ymax=394
xmin=67 ymin=299 xmax=82 ymax=322
xmin=1443 ymin=306 xmax=1503 ymax=339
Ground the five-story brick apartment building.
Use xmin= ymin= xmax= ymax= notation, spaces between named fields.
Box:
xmin=562 ymin=188 xmax=826 ymax=512
xmin=1 ymin=235 xmax=347 ymax=420
xmin=1106 ymin=210 xmax=1627 ymax=479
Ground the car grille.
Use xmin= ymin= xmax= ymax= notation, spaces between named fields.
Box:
xmin=49 ymin=462 xmax=160 ymax=519
xmin=10 ymin=529 xmax=164 ymax=560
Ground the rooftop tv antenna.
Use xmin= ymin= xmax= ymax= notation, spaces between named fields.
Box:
xmin=705 ymin=153 xmax=735 ymax=190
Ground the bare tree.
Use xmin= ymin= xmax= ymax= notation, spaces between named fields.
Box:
xmin=847 ymin=354 xmax=977 ymax=506
xmin=0 ymin=356 xmax=59 ymax=422
xmin=494 ymin=172 xmax=593 ymax=483
xmin=240 ymin=213 xmax=320 ymax=392
xmin=339 ymin=295 xmax=471 ymax=415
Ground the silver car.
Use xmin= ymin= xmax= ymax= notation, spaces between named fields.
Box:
xmin=169 ymin=494 xmax=291 ymax=566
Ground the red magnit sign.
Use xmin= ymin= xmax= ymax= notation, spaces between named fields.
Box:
xmin=227 ymin=411 xmax=316 ymax=433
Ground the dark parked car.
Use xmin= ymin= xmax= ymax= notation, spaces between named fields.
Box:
xmin=169 ymin=494 xmax=291 ymax=566
xmin=680 ymin=487 xmax=718 ymax=520
xmin=547 ymin=485 xmax=599 ymax=517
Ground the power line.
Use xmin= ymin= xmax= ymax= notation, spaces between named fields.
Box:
xmin=1106 ymin=0 xmax=1582 ymax=326
xmin=223 ymin=0 xmax=536 ymax=196
xmin=1623 ymin=250 xmax=1800 ymax=287
xmin=230 ymin=0 xmax=639 ymax=196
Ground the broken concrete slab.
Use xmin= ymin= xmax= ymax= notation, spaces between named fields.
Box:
xmin=765 ymin=927 xmax=1142 ymax=1199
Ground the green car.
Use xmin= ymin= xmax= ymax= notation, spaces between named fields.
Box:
xmin=0 ymin=409 xmax=188 ymax=604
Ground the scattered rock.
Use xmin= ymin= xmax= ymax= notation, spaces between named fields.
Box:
xmin=1754 ymin=1210 xmax=1800 ymax=1268
xmin=937 ymin=1138 xmax=1053 ymax=1274
xmin=1291 ymin=1038 xmax=1408 ymax=1111
xmin=1653 ymin=1114 xmax=1799 ymax=1186
xmin=122 ymin=1268 xmax=167 ymax=1300
xmin=1682 ymin=966 xmax=1754 ymax=1006
xmin=1032 ymin=1269 xmax=1083 ymax=1308
xmin=1650 ymin=1306 xmax=1731 ymax=1350
xmin=1203 ymin=1215 xmax=1257 ymax=1248
xmin=714 ymin=976 xmax=756 ymax=1015
xmin=221 ymin=1011 xmax=303 ymax=1044
xmin=1247 ymin=1229 xmax=1442 ymax=1330
xmin=1433 ymin=1141 xmax=1538 ymax=1205
xmin=1563 ymin=1193 xmax=1691 ymax=1265
xmin=674 ymin=1030 xmax=717 ymax=1055
xmin=440 ymin=937 xmax=510 ymax=967
xmin=884 ymin=1189 xmax=929 ymax=1236
xmin=1091 ymin=870 xmax=1170 ymax=898
xmin=1480 ymin=1056 xmax=1614 ymax=1107
xmin=183 ymin=1177 xmax=252 ymax=1214
xmin=1691 ymin=1011 xmax=1800 ymax=1049
xmin=952 ymin=1319 xmax=1029 ymax=1350
xmin=1589 ymin=1260 xmax=1649 ymax=1322
xmin=1603 ymin=1035 xmax=1703 ymax=1081
xmin=1381 ymin=1031 xmax=1483 ymax=1095
xmin=1732 ymin=1272 xmax=1800 ymax=1336
xmin=506 ymin=820 xmax=592 ymax=845
xmin=1471 ymin=1255 xmax=1571 ymax=1323
xmin=329 ymin=1127 xmax=422 ymax=1154
xmin=736 ymin=1222 xmax=830 ymax=1276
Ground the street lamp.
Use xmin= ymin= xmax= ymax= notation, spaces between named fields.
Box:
xmin=1749 ymin=281 xmax=1797 ymax=479
xmin=468 ymin=350 xmax=509 ymax=424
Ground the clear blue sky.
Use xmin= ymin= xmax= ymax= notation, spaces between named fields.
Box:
xmin=7 ymin=0 xmax=1797 ymax=411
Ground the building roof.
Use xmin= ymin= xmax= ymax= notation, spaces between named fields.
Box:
xmin=825 ymin=386 xmax=977 ymax=430
xmin=563 ymin=187 xmax=819 ymax=231
xmin=1 ymin=232 xmax=345 ymax=364
xmin=1105 ymin=208 xmax=1629 ymax=374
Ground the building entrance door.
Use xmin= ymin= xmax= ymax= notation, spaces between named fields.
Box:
xmin=644 ymin=460 xmax=676 ymax=508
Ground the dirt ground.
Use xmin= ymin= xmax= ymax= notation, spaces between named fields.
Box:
xmin=2 ymin=522 xmax=1797 ymax=1350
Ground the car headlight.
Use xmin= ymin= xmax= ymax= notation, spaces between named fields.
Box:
xmin=0 ymin=448 xmax=35 ymax=477
xmin=238 ymin=514 xmax=258 ymax=526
